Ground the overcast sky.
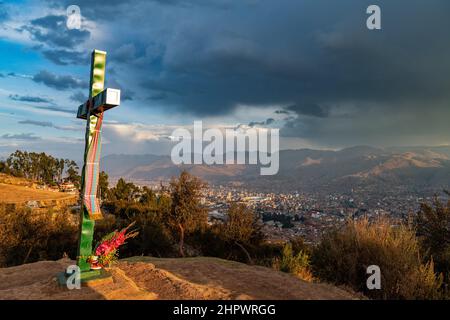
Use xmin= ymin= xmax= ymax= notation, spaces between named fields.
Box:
xmin=1 ymin=0 xmax=450 ymax=161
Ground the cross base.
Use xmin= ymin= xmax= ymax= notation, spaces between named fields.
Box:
xmin=56 ymin=269 xmax=112 ymax=287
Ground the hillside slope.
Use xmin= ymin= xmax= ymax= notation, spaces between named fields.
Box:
xmin=0 ymin=257 xmax=358 ymax=300
xmin=102 ymin=146 xmax=450 ymax=193
xmin=0 ymin=173 xmax=77 ymax=207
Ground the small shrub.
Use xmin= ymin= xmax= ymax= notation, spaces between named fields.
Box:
xmin=205 ymin=203 xmax=265 ymax=264
xmin=311 ymin=218 xmax=443 ymax=299
xmin=0 ymin=205 xmax=77 ymax=267
xmin=95 ymin=211 xmax=175 ymax=258
xmin=415 ymin=195 xmax=450 ymax=281
xmin=273 ymin=243 xmax=313 ymax=282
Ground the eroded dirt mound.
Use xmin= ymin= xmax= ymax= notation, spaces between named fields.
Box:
xmin=0 ymin=257 xmax=358 ymax=300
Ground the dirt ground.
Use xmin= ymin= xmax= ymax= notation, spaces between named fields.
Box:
xmin=0 ymin=257 xmax=358 ymax=300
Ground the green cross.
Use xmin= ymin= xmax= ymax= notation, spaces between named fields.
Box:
xmin=76 ymin=50 xmax=120 ymax=275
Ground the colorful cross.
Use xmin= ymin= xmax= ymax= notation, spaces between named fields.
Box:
xmin=76 ymin=49 xmax=120 ymax=275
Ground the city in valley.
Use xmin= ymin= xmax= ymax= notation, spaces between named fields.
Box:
xmin=117 ymin=180 xmax=437 ymax=245
xmin=201 ymin=186 xmax=428 ymax=244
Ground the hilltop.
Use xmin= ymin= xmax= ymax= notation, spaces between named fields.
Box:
xmin=0 ymin=257 xmax=358 ymax=300
xmin=0 ymin=173 xmax=77 ymax=208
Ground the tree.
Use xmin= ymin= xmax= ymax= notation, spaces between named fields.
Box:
xmin=65 ymin=159 xmax=81 ymax=189
xmin=98 ymin=171 xmax=109 ymax=201
xmin=219 ymin=203 xmax=264 ymax=263
xmin=0 ymin=160 xmax=8 ymax=174
xmin=168 ymin=171 xmax=207 ymax=257
xmin=58 ymin=159 xmax=65 ymax=183
xmin=109 ymin=178 xmax=139 ymax=202
xmin=139 ymin=186 xmax=157 ymax=207
xmin=4 ymin=150 xmax=80 ymax=186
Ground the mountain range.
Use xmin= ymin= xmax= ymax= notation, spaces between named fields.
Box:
xmin=101 ymin=146 xmax=450 ymax=195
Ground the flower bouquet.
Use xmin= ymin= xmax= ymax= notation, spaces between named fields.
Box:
xmin=87 ymin=222 xmax=139 ymax=270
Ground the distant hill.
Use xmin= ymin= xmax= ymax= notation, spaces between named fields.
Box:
xmin=101 ymin=154 xmax=168 ymax=178
xmin=101 ymin=146 xmax=450 ymax=194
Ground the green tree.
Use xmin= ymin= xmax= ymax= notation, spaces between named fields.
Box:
xmin=219 ymin=203 xmax=264 ymax=263
xmin=65 ymin=159 xmax=81 ymax=189
xmin=138 ymin=186 xmax=157 ymax=209
xmin=0 ymin=160 xmax=8 ymax=174
xmin=168 ymin=171 xmax=207 ymax=257
xmin=109 ymin=178 xmax=139 ymax=202
xmin=5 ymin=150 xmax=75 ymax=185
xmin=98 ymin=171 xmax=109 ymax=201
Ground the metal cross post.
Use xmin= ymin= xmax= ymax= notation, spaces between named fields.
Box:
xmin=76 ymin=49 xmax=120 ymax=279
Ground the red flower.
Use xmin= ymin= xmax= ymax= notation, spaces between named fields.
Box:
xmin=93 ymin=222 xmax=138 ymax=266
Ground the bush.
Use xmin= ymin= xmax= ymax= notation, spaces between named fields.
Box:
xmin=0 ymin=205 xmax=78 ymax=267
xmin=311 ymin=218 xmax=443 ymax=299
xmin=273 ymin=243 xmax=313 ymax=282
xmin=168 ymin=171 xmax=208 ymax=257
xmin=95 ymin=211 xmax=175 ymax=259
xmin=415 ymin=195 xmax=450 ymax=281
xmin=198 ymin=203 xmax=266 ymax=264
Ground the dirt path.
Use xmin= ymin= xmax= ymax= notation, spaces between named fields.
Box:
xmin=0 ymin=257 xmax=358 ymax=300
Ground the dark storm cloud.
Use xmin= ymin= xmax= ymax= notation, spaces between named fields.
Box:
xmin=113 ymin=0 xmax=445 ymax=119
xmin=48 ymin=0 xmax=232 ymax=20
xmin=24 ymin=15 xmax=90 ymax=49
xmin=148 ymin=92 xmax=167 ymax=101
xmin=37 ymin=0 xmax=450 ymax=147
xmin=33 ymin=105 xmax=75 ymax=115
xmin=18 ymin=119 xmax=79 ymax=131
xmin=248 ymin=118 xmax=275 ymax=127
xmin=18 ymin=120 xmax=53 ymax=127
xmin=106 ymin=78 xmax=134 ymax=101
xmin=1 ymin=133 xmax=41 ymax=140
xmin=69 ymin=91 xmax=87 ymax=103
xmin=45 ymin=0 xmax=143 ymax=21
xmin=286 ymin=104 xmax=330 ymax=118
xmin=18 ymin=13 xmax=90 ymax=65
xmin=121 ymin=91 xmax=134 ymax=101
xmin=148 ymin=0 xmax=235 ymax=9
xmin=42 ymin=49 xmax=89 ymax=66
xmin=32 ymin=70 xmax=87 ymax=90
xmin=9 ymin=94 xmax=52 ymax=104
xmin=112 ymin=44 xmax=138 ymax=63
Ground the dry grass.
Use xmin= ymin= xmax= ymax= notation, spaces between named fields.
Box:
xmin=0 ymin=183 xmax=76 ymax=204
xmin=311 ymin=217 xmax=443 ymax=299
